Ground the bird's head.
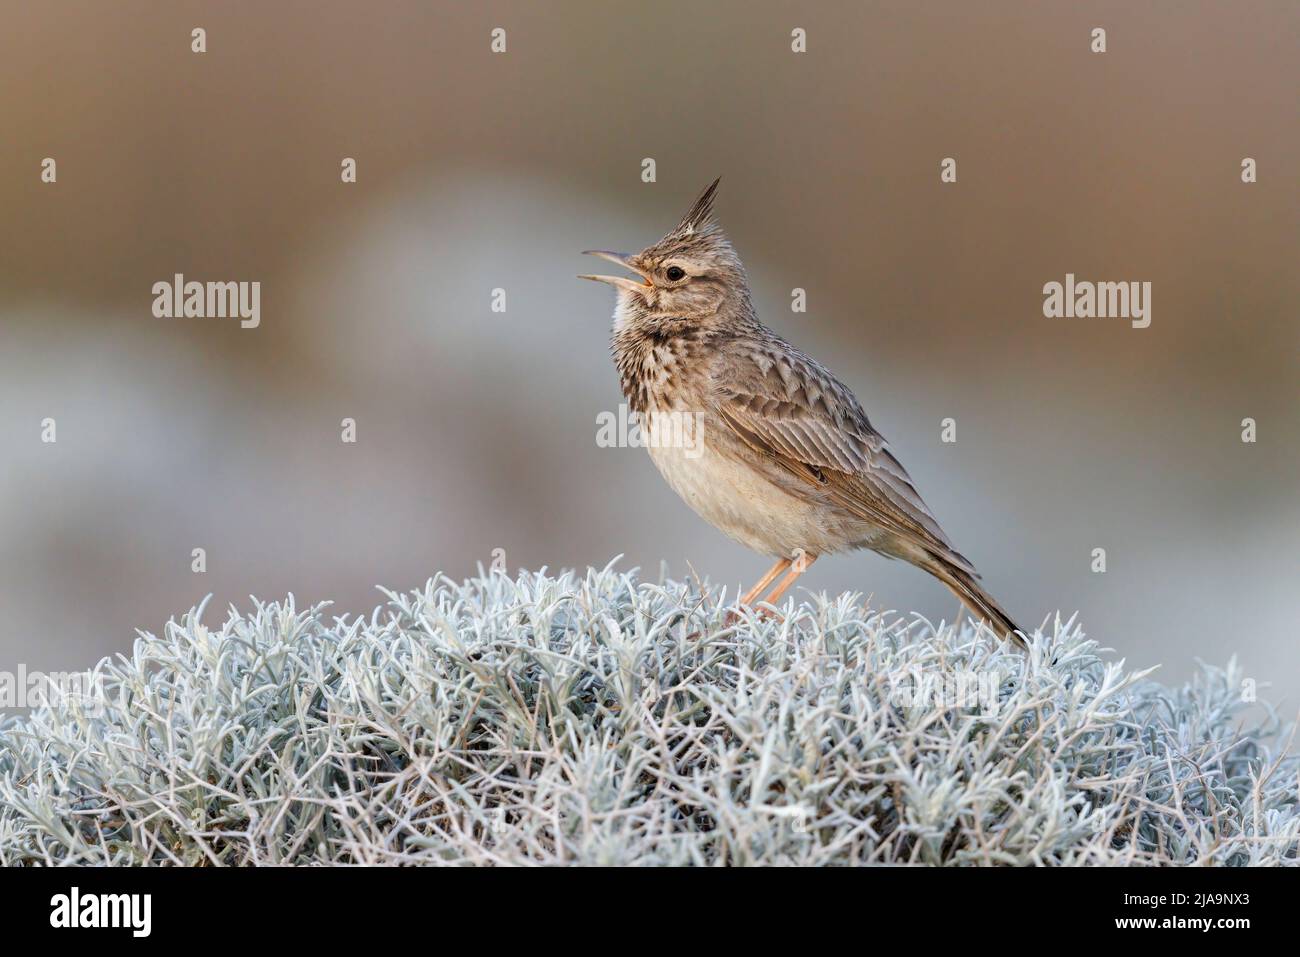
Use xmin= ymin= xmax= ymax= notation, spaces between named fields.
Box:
xmin=580 ymin=178 xmax=748 ymax=326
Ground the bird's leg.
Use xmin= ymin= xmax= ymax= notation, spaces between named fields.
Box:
xmin=761 ymin=552 xmax=818 ymax=607
xmin=738 ymin=558 xmax=791 ymax=607
xmin=722 ymin=558 xmax=792 ymax=626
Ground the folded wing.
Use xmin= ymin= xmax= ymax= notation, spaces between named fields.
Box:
xmin=712 ymin=337 xmax=977 ymax=576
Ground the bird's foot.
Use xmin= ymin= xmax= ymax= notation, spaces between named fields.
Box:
xmin=724 ymin=605 xmax=785 ymax=627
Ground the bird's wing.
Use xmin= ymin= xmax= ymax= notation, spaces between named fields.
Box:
xmin=711 ymin=337 xmax=969 ymax=567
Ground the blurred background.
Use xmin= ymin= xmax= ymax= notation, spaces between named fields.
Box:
xmin=2 ymin=2 xmax=1297 ymax=706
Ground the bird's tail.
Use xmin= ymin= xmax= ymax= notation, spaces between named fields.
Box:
xmin=923 ymin=554 xmax=1027 ymax=649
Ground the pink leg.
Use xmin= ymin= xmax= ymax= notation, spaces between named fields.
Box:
xmin=739 ymin=558 xmax=792 ymax=606
xmin=762 ymin=553 xmax=818 ymax=606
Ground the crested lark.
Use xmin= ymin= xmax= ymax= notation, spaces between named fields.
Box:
xmin=581 ymin=179 xmax=1026 ymax=646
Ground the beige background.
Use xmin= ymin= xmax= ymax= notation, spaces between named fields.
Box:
xmin=2 ymin=2 xmax=1297 ymax=706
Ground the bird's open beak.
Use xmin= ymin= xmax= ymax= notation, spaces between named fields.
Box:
xmin=578 ymin=250 xmax=653 ymax=293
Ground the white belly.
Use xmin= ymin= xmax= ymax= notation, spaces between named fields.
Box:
xmin=645 ymin=426 xmax=836 ymax=558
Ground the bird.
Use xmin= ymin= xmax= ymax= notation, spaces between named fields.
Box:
xmin=579 ymin=178 xmax=1026 ymax=647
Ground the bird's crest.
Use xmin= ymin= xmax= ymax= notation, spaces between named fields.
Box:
xmin=675 ymin=177 xmax=722 ymax=235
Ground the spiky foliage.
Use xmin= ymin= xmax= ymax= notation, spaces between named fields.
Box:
xmin=0 ymin=564 xmax=1295 ymax=865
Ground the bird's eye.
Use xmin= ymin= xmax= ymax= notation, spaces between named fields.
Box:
xmin=665 ymin=266 xmax=686 ymax=281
